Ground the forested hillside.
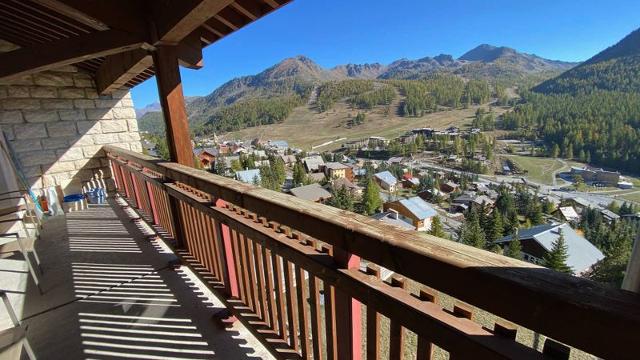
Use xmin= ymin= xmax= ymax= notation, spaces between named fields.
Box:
xmin=501 ymin=90 xmax=640 ymax=172
xmin=497 ymin=28 xmax=640 ymax=173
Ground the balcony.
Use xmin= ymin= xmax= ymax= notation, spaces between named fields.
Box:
xmin=0 ymin=1 xmax=639 ymax=359
xmin=59 ymin=145 xmax=633 ymax=360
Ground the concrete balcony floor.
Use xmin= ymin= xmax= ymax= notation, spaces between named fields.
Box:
xmin=0 ymin=198 xmax=273 ymax=360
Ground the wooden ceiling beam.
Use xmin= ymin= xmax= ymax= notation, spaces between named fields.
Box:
xmin=0 ymin=29 xmax=149 ymax=81
xmin=231 ymin=0 xmax=262 ymax=20
xmin=262 ymin=0 xmax=280 ymax=9
xmin=95 ymin=48 xmax=152 ymax=95
xmin=95 ymin=32 xmax=203 ymax=94
xmin=153 ymin=0 xmax=235 ymax=44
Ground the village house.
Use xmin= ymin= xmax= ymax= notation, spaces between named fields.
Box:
xmin=290 ymin=183 xmax=332 ymax=203
xmin=555 ymin=206 xmax=581 ymax=224
xmin=402 ymin=173 xmax=420 ymax=189
xmin=570 ymin=166 xmax=620 ymax=186
xmin=495 ymin=223 xmax=604 ymax=275
xmin=383 ymin=196 xmax=437 ymax=231
xmin=331 ymin=177 xmax=362 ymax=196
xmin=280 ymin=154 xmax=297 ymax=167
xmin=193 ymin=148 xmax=218 ymax=169
xmin=374 ymin=171 xmax=398 ymax=191
xmin=303 ymin=155 xmax=325 ymax=173
xmin=440 ymin=181 xmax=459 ymax=194
xmin=323 ymin=162 xmax=352 ymax=181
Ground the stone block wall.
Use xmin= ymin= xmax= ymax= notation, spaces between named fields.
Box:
xmin=0 ymin=66 xmax=142 ymax=193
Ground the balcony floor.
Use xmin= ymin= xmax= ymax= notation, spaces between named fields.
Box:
xmin=0 ymin=198 xmax=273 ymax=360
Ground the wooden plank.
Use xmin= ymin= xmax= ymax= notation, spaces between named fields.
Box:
xmin=108 ymin=147 xmax=640 ymax=360
xmin=31 ymin=0 xmax=110 ymax=30
xmin=151 ymin=45 xmax=193 ymax=166
xmin=32 ymin=0 xmax=145 ymax=33
xmin=365 ymin=266 xmax=381 ymax=360
xmin=96 ymin=49 xmax=152 ymax=95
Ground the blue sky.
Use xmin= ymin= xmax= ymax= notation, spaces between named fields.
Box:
xmin=131 ymin=0 xmax=640 ymax=107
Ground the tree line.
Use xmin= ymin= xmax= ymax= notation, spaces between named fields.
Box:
xmin=499 ymin=90 xmax=640 ymax=172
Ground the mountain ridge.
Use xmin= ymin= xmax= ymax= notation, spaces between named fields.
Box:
xmin=534 ymin=27 xmax=640 ymax=94
xmin=138 ymin=44 xmax=578 ymax=134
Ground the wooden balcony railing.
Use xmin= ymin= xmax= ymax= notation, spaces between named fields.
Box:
xmin=105 ymin=145 xmax=640 ymax=360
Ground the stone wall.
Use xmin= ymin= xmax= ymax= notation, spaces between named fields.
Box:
xmin=0 ymin=66 xmax=142 ymax=193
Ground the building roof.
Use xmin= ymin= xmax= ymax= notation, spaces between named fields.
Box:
xmin=290 ymin=183 xmax=332 ymax=202
xmin=372 ymin=211 xmax=415 ymax=230
xmin=235 ymin=169 xmax=261 ymax=184
xmin=303 ymin=156 xmax=325 ymax=172
xmin=324 ymin=162 xmax=349 ymax=170
xmin=397 ymin=197 xmax=437 ymax=220
xmin=559 ymin=206 xmax=580 ymax=222
xmin=374 ymin=171 xmax=398 ymax=186
xmin=280 ymin=155 xmax=297 ymax=164
xmin=269 ymin=140 xmax=289 ymax=148
xmin=600 ymin=209 xmax=620 ymax=221
xmin=308 ymin=173 xmax=326 ymax=182
xmin=193 ymin=147 xmax=218 ymax=157
xmin=497 ymin=223 xmax=604 ymax=273
xmin=332 ymin=178 xmax=359 ymax=190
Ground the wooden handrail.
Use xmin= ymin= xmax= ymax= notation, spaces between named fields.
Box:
xmin=105 ymin=145 xmax=640 ymax=359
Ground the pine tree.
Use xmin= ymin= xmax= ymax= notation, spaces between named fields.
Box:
xmin=486 ymin=210 xmax=504 ymax=245
xmin=505 ymin=231 xmax=523 ymax=260
xmin=543 ymin=230 xmax=573 ymax=274
xmin=459 ymin=208 xmax=486 ymax=249
xmin=293 ymin=162 xmax=306 ymax=186
xmin=362 ymin=179 xmax=382 ymax=215
xmin=429 ymin=216 xmax=447 ymax=238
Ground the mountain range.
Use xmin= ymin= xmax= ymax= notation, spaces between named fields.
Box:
xmin=139 ymin=44 xmax=578 ymax=133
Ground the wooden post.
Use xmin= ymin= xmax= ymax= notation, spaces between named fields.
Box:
xmin=153 ymin=45 xmax=193 ymax=249
xmin=152 ymin=45 xmax=194 ymax=167
xmin=622 ymin=233 xmax=640 ymax=293
xmin=333 ymin=247 xmax=362 ymax=360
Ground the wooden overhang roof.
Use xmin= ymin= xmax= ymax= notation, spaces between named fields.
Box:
xmin=0 ymin=0 xmax=291 ymax=94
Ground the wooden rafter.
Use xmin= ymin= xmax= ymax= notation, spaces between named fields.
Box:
xmin=95 ymin=49 xmax=152 ymax=94
xmin=0 ymin=29 xmax=148 ymax=80
xmin=154 ymin=0 xmax=235 ymax=44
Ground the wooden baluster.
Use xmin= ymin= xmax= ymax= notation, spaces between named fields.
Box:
xmin=309 ymin=273 xmax=323 ymax=360
xmin=272 ymin=253 xmax=288 ymax=341
xmin=213 ymin=217 xmax=236 ymax=297
xmin=321 ymin=245 xmax=337 ymax=360
xmin=235 ymin=229 xmax=252 ymax=307
xmin=295 ymin=264 xmax=311 ymax=359
xmin=389 ymin=276 xmax=407 ymax=360
xmin=145 ymin=181 xmax=159 ymax=225
xmin=416 ymin=288 xmax=437 ymax=360
xmin=254 ymin=242 xmax=270 ymax=325
xmin=262 ymin=246 xmax=278 ymax=333
xmin=452 ymin=303 xmax=473 ymax=320
xmin=366 ymin=265 xmax=381 ymax=360
xmin=333 ymin=247 xmax=361 ymax=360
xmin=245 ymin=236 xmax=261 ymax=318
xmin=284 ymin=260 xmax=300 ymax=352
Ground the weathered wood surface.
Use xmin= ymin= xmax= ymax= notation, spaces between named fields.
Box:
xmin=106 ymin=146 xmax=640 ymax=360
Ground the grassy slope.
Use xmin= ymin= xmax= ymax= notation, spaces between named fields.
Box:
xmin=222 ymin=97 xmax=510 ymax=151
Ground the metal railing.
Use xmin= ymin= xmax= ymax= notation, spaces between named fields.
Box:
xmin=105 ymin=145 xmax=640 ymax=360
